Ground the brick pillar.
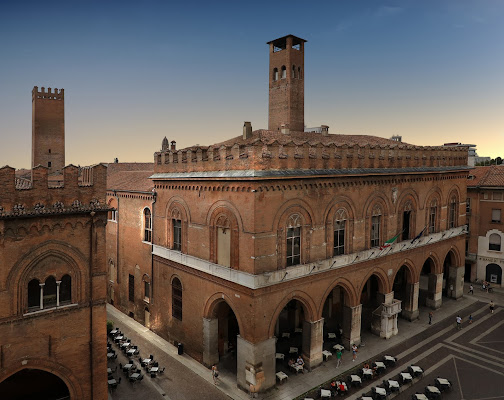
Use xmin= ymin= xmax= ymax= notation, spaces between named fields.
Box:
xmin=342 ymin=304 xmax=362 ymax=349
xmin=401 ymin=282 xmax=419 ymax=321
xmin=202 ymin=318 xmax=219 ymax=367
xmin=426 ymin=273 xmax=443 ymax=309
xmin=449 ymin=266 xmax=465 ymax=299
xmin=236 ymin=336 xmax=276 ymax=393
xmin=301 ymin=318 xmax=324 ymax=370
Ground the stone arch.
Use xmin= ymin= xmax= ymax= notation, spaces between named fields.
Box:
xmin=268 ymin=291 xmax=317 ymax=338
xmin=7 ymin=241 xmax=86 ymax=315
xmin=206 ymin=200 xmax=244 ymax=232
xmin=445 ymin=184 xmax=462 ymax=205
xmin=0 ymin=359 xmax=83 ymax=400
xmin=423 ymin=252 xmax=442 ymax=275
xmin=394 ymin=189 xmax=420 ymax=214
xmin=443 ymin=246 xmax=461 ymax=270
xmin=318 ymin=277 xmax=358 ymax=318
xmin=391 ymin=258 xmax=418 ymax=285
xmin=164 ymin=196 xmax=192 ymax=223
xmin=359 ymin=268 xmax=390 ymax=295
xmin=203 ymin=292 xmax=245 ymax=336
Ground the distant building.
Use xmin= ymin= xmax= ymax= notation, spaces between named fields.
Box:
xmin=466 ymin=165 xmax=504 ymax=286
xmin=0 ymin=87 xmax=108 ymax=399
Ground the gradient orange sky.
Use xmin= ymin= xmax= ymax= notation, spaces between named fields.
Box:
xmin=0 ymin=0 xmax=503 ymax=169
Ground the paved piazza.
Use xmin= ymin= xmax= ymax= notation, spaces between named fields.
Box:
xmin=107 ymin=296 xmax=503 ymax=400
xmin=345 ymin=301 xmax=504 ymax=400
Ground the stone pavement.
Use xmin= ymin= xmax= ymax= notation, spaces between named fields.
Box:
xmin=107 ymin=284 xmax=504 ymax=400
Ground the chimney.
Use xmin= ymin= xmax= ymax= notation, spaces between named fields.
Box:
xmin=321 ymin=125 xmax=329 ymax=136
xmin=243 ymin=122 xmax=252 ymax=139
xmin=170 ymin=140 xmax=176 ymax=151
xmin=281 ymin=123 xmax=290 ymax=135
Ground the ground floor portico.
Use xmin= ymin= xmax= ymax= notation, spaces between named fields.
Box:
xmin=150 ymin=233 xmax=466 ymax=392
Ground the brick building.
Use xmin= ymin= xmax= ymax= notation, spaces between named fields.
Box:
xmin=105 ymin=162 xmax=154 ymax=325
xmin=465 ymin=165 xmax=504 ymax=285
xmin=0 ymin=87 xmax=108 ymax=399
xmin=109 ymin=35 xmax=471 ymax=392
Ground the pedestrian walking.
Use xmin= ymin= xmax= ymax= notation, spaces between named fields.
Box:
xmin=212 ymin=364 xmax=219 ymax=384
xmin=456 ymin=315 xmax=462 ymax=330
xmin=490 ymin=301 xmax=495 ymax=314
xmin=468 ymin=314 xmax=473 ymax=324
xmin=428 ymin=311 xmax=433 ymax=325
xmin=336 ymin=349 xmax=342 ymax=368
xmin=468 ymin=284 xmax=474 ymax=295
xmin=352 ymin=344 xmax=358 ymax=361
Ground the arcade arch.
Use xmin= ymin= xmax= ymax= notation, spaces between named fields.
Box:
xmin=0 ymin=369 xmax=70 ymax=399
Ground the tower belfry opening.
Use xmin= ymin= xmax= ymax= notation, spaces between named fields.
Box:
xmin=267 ymin=35 xmax=306 ymax=133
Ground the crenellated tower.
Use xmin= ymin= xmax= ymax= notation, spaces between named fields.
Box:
xmin=32 ymin=86 xmax=65 ymax=173
xmin=268 ymin=35 xmax=306 ymax=133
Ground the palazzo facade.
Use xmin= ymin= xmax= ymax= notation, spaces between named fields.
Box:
xmin=144 ymin=35 xmax=470 ymax=392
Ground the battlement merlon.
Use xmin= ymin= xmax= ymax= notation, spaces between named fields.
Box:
xmin=32 ymin=86 xmax=64 ymax=101
xmin=153 ymin=141 xmax=470 ymax=174
xmin=0 ymin=164 xmax=107 ymax=216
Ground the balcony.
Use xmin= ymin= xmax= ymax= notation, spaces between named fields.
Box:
xmin=152 ymin=225 xmax=467 ymax=290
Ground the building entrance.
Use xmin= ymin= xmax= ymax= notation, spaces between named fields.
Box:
xmin=0 ymin=369 xmax=70 ymax=399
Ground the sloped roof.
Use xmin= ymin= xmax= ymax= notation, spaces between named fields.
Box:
xmin=183 ymin=130 xmax=412 ymax=152
xmin=107 ymin=163 xmax=154 ymax=192
xmin=468 ymin=165 xmax=504 ymax=187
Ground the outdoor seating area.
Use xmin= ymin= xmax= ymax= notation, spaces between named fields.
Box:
xmin=300 ymin=352 xmax=450 ymax=400
xmin=107 ymin=326 xmax=166 ymax=392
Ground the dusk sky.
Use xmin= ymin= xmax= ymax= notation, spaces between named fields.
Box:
xmin=1 ymin=0 xmax=503 ymax=169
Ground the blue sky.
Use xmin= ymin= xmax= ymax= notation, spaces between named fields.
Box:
xmin=0 ymin=0 xmax=503 ymax=168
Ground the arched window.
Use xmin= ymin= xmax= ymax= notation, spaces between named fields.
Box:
xmin=489 ymin=233 xmax=501 ymax=251
xmin=28 ymin=279 xmax=40 ymax=309
xmin=273 ymin=68 xmax=278 ymax=81
xmin=428 ymin=199 xmax=438 ymax=234
xmin=216 ymin=215 xmax=231 ymax=267
xmin=333 ymin=209 xmax=347 ymax=256
xmin=402 ymin=200 xmax=413 ymax=240
xmin=371 ymin=205 xmax=382 ymax=248
xmin=109 ymin=260 xmax=115 ymax=282
xmin=292 ymin=65 xmax=296 ymax=78
xmin=44 ymin=276 xmax=57 ymax=309
xmin=286 ymin=214 xmax=301 ymax=266
xmin=143 ymin=208 xmax=152 ymax=242
xmin=448 ymin=195 xmax=457 ymax=228
xmin=171 ymin=208 xmax=182 ymax=251
xmin=298 ymin=66 xmax=301 ymax=79
xmin=281 ymin=65 xmax=287 ymax=79
xmin=172 ymin=278 xmax=182 ymax=321
xmin=60 ymin=275 xmax=71 ymax=304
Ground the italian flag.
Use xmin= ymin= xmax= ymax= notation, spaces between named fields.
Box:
xmin=380 ymin=232 xmax=401 ymax=250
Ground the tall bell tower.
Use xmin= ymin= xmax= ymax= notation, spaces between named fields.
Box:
xmin=267 ymin=35 xmax=306 ymax=133
xmin=32 ymin=86 xmax=65 ymax=172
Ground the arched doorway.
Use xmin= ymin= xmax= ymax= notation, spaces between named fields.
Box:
xmin=419 ymin=258 xmax=434 ymax=306
xmin=0 ymin=369 xmax=70 ymax=399
xmin=486 ymin=263 xmax=502 ymax=285
xmin=443 ymin=251 xmax=456 ymax=297
xmin=321 ymin=286 xmax=348 ymax=346
xmin=393 ymin=266 xmax=408 ymax=303
xmin=205 ymin=300 xmax=240 ymax=376
xmin=360 ymin=275 xmax=380 ymax=333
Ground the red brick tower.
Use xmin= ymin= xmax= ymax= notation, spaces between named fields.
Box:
xmin=268 ymin=35 xmax=306 ymax=133
xmin=32 ymin=86 xmax=65 ymax=172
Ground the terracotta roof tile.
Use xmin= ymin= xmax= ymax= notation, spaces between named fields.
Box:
xmin=107 ymin=163 xmax=154 ymax=192
xmin=183 ymin=130 xmax=410 ymax=151
xmin=468 ymin=165 xmax=504 ymax=187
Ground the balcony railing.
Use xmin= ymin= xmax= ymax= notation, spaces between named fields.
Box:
xmin=153 ymin=225 xmax=467 ymax=290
